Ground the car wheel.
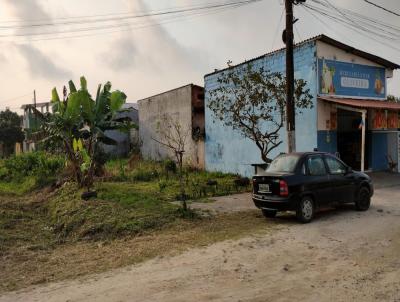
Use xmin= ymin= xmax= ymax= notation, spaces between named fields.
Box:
xmin=261 ymin=209 xmax=277 ymax=218
xmin=296 ymin=196 xmax=314 ymax=223
xmin=355 ymin=187 xmax=370 ymax=211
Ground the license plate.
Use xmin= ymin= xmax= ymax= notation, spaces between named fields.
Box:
xmin=258 ymin=183 xmax=270 ymax=193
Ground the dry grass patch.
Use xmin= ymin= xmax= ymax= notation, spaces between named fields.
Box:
xmin=0 ymin=210 xmax=276 ymax=293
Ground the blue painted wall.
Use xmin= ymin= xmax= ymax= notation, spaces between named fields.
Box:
xmin=317 ymin=130 xmax=337 ymax=154
xmin=204 ymin=42 xmax=318 ymax=177
xmin=370 ymin=132 xmax=388 ymax=170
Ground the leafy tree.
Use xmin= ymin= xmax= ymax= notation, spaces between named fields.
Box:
xmin=387 ymin=95 xmax=400 ymax=103
xmin=35 ymin=77 xmax=135 ymax=191
xmin=208 ymin=64 xmax=313 ymax=163
xmin=152 ymin=114 xmax=190 ymax=211
xmin=0 ymin=109 xmax=24 ymax=157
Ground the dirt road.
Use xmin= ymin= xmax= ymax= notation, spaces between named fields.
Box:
xmin=1 ymin=187 xmax=400 ymax=302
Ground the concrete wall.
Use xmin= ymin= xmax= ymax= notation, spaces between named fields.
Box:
xmin=204 ymin=41 xmax=318 ymax=177
xmin=138 ymin=85 xmax=205 ymax=169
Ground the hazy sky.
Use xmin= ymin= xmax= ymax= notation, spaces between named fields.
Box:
xmin=0 ymin=0 xmax=399 ymax=112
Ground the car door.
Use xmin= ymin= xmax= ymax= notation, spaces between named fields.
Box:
xmin=304 ymin=155 xmax=332 ymax=206
xmin=324 ymin=155 xmax=356 ymax=203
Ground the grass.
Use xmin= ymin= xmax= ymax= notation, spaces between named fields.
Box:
xmin=0 ymin=157 xmax=257 ymax=293
xmin=0 ymin=204 xmax=274 ymax=293
xmin=0 ymin=177 xmax=38 ymax=196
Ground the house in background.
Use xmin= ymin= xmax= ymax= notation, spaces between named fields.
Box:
xmin=21 ymin=101 xmax=139 ymax=157
xmin=204 ymin=34 xmax=400 ymax=177
xmin=101 ymin=103 xmax=139 ymax=157
xmin=138 ymin=84 xmax=205 ymax=169
xmin=21 ymin=102 xmax=51 ymax=152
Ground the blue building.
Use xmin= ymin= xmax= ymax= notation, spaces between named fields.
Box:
xmin=204 ymin=35 xmax=400 ymax=176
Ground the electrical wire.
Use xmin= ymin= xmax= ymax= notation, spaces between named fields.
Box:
xmin=302 ymin=1 xmax=400 ymax=50
xmin=363 ymin=0 xmax=400 ymax=17
xmin=0 ymin=2 xmax=254 ymax=43
xmin=307 ymin=2 xmax=400 ymax=40
xmin=0 ymin=0 xmax=260 ymax=30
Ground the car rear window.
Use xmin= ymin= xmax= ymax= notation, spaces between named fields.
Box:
xmin=266 ymin=155 xmax=299 ymax=173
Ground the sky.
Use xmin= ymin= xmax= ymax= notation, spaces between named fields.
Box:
xmin=0 ymin=0 xmax=399 ymax=113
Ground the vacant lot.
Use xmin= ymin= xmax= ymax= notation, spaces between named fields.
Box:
xmin=2 ymin=186 xmax=399 ymax=302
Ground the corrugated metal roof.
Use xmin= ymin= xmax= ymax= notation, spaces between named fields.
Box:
xmin=205 ymin=34 xmax=399 ymax=77
xmin=319 ymin=96 xmax=400 ymax=110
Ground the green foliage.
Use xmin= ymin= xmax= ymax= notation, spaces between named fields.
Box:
xmin=36 ymin=76 xmax=136 ymax=190
xmin=48 ymin=182 xmax=180 ymax=241
xmin=0 ymin=109 xmax=24 ymax=157
xmin=0 ymin=152 xmax=65 ymax=194
xmin=0 ymin=152 xmax=65 ymax=181
xmin=208 ymin=64 xmax=313 ymax=163
xmin=164 ymin=159 xmax=177 ymax=174
xmin=103 ymin=159 xmax=250 ymax=200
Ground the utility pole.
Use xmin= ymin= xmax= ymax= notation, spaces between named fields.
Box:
xmin=285 ymin=0 xmax=296 ymax=153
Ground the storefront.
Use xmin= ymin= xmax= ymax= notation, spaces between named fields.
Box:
xmin=204 ymin=35 xmax=399 ymax=177
xmin=317 ymin=59 xmax=400 ymax=172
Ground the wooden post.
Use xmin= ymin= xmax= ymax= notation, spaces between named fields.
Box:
xmin=285 ymin=0 xmax=296 ymax=153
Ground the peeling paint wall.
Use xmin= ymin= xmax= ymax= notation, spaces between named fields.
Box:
xmin=204 ymin=42 xmax=318 ymax=177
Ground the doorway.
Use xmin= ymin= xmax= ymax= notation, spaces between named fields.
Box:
xmin=337 ymin=108 xmax=369 ymax=170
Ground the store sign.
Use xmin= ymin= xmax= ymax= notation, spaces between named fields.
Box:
xmin=318 ymin=59 xmax=386 ymax=98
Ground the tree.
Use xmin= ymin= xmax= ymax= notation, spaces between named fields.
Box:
xmin=0 ymin=109 xmax=24 ymax=157
xmin=208 ymin=64 xmax=313 ymax=163
xmin=152 ymin=114 xmax=190 ymax=211
xmin=387 ymin=95 xmax=400 ymax=103
xmin=35 ymin=77 xmax=135 ymax=191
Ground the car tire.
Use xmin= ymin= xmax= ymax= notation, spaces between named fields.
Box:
xmin=296 ymin=196 xmax=314 ymax=223
xmin=355 ymin=187 xmax=371 ymax=211
xmin=261 ymin=209 xmax=277 ymax=218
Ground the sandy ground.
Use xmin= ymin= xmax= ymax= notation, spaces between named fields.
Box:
xmin=1 ymin=187 xmax=400 ymax=302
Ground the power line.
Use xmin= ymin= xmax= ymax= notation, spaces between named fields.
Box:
xmin=0 ymin=0 xmax=260 ymax=30
xmin=303 ymin=1 xmax=400 ymax=49
xmin=0 ymin=0 xmax=247 ymax=24
xmin=363 ymin=0 xmax=400 ymax=17
xmin=306 ymin=2 xmax=400 ymax=40
xmin=0 ymin=2 xmax=253 ymax=43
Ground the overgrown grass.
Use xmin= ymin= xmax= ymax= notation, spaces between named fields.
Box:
xmin=0 ymin=152 xmax=65 ymax=195
xmin=0 ymin=157 xmax=259 ymax=293
xmin=104 ymin=159 xmax=251 ymax=200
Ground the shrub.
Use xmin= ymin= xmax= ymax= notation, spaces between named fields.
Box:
xmin=163 ymin=159 xmax=177 ymax=174
xmin=132 ymin=168 xmax=159 ymax=182
xmin=0 ymin=152 xmax=65 ymax=185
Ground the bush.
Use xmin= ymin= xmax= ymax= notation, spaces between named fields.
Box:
xmin=132 ymin=168 xmax=159 ymax=181
xmin=164 ymin=159 xmax=177 ymax=174
xmin=0 ymin=152 xmax=65 ymax=186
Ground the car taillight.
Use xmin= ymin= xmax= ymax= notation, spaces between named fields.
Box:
xmin=279 ymin=180 xmax=289 ymax=197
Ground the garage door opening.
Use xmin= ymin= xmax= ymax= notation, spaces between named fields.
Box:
xmin=337 ymin=108 xmax=369 ymax=171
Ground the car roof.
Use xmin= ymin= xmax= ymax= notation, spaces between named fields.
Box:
xmin=279 ymin=152 xmax=331 ymax=157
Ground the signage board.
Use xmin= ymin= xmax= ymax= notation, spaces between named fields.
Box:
xmin=318 ymin=59 xmax=386 ymax=99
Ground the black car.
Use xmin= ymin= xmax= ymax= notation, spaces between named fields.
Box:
xmin=252 ymin=152 xmax=373 ymax=223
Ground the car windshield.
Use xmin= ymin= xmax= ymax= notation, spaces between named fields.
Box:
xmin=266 ymin=154 xmax=299 ymax=173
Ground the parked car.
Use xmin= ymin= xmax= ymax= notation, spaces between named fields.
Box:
xmin=252 ymin=152 xmax=373 ymax=223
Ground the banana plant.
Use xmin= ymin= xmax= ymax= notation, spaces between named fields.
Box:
xmin=35 ymin=76 xmax=135 ymax=191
